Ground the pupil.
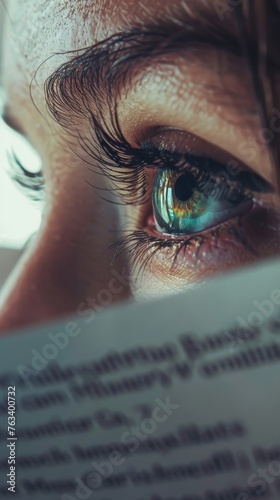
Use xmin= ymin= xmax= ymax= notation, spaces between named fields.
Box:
xmin=174 ymin=172 xmax=196 ymax=201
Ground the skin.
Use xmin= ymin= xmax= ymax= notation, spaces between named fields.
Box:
xmin=0 ymin=0 xmax=279 ymax=331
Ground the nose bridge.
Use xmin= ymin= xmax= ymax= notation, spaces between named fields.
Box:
xmin=0 ymin=206 xmax=129 ymax=332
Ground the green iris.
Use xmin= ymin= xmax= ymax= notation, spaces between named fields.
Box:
xmin=152 ymin=168 xmax=252 ymax=235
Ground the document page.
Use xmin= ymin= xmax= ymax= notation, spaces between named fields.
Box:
xmin=0 ymin=258 xmax=280 ymax=500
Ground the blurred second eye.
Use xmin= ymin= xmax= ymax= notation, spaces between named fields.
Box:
xmin=0 ymin=115 xmax=44 ymax=202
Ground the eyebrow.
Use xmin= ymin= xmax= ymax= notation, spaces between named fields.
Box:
xmin=44 ymin=6 xmax=242 ymax=130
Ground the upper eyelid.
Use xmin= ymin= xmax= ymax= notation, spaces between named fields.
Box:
xmin=136 ymin=141 xmax=273 ymax=194
xmin=164 ymin=151 xmax=273 ymax=193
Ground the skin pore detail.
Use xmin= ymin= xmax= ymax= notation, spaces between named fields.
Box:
xmin=0 ymin=0 xmax=280 ymax=328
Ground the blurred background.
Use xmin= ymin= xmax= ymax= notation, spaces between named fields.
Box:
xmin=0 ymin=1 xmax=41 ymax=287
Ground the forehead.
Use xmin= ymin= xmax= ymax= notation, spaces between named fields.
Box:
xmin=1 ymin=0 xmax=229 ymax=70
xmin=1 ymin=0 xmax=233 ymax=93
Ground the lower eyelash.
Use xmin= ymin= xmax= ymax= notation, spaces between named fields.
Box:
xmin=109 ymin=214 xmax=257 ymax=280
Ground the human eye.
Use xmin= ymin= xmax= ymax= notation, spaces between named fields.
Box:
xmin=149 ymin=140 xmax=271 ymax=237
xmin=153 ymin=164 xmax=252 ymax=236
xmin=0 ymin=113 xmax=44 ymax=203
xmin=87 ymin=115 xmax=279 ymax=292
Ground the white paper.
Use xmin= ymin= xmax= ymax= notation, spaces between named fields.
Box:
xmin=0 ymin=258 xmax=280 ymax=500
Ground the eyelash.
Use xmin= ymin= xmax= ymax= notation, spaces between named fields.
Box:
xmin=8 ymin=152 xmax=44 ymax=202
xmin=86 ymin=109 xmax=270 ymax=199
xmin=110 ymin=216 xmax=258 ymax=281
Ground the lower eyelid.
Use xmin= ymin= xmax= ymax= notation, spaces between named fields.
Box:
xmin=124 ymin=200 xmax=278 ymax=280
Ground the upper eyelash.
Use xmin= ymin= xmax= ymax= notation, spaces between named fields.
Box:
xmin=78 ymin=104 xmax=269 ymax=208
xmin=78 ymin=110 xmax=149 ymax=205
